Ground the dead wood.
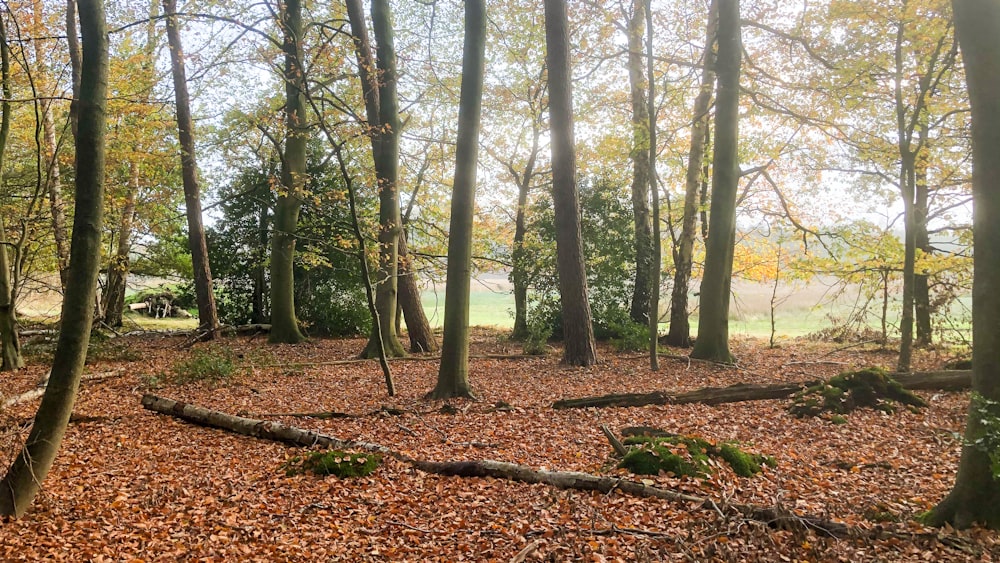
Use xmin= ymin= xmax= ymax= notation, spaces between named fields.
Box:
xmin=600 ymin=424 xmax=628 ymax=456
xmin=141 ymin=393 xmax=854 ymax=538
xmin=552 ymin=370 xmax=971 ymax=409
xmin=2 ymin=369 xmax=124 ymax=410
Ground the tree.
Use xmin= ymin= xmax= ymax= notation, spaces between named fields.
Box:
xmin=357 ymin=0 xmax=407 ymax=358
xmin=544 ymin=0 xmax=597 ymax=367
xmin=269 ymin=0 xmax=308 ymax=344
xmin=690 ymin=0 xmax=740 ymax=364
xmin=164 ymin=0 xmax=220 ymax=339
xmin=625 ymin=0 xmax=653 ymax=327
xmin=429 ymin=0 xmax=486 ymax=399
xmin=923 ymin=0 xmax=1000 ymax=530
xmin=0 ymin=0 xmax=107 ymax=517
xmin=667 ymin=0 xmax=717 ymax=348
xmin=0 ymin=11 xmax=22 ymax=372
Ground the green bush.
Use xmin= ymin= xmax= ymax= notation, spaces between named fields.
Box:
xmin=969 ymin=392 xmax=1000 ymax=480
xmin=284 ymin=450 xmax=382 ymax=478
xmin=171 ymin=346 xmax=237 ymax=384
xmin=610 ymin=321 xmax=650 ymax=352
xmin=522 ymin=314 xmax=552 ymax=356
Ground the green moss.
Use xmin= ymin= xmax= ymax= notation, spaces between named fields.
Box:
xmin=789 ymin=367 xmax=926 ymax=418
xmin=284 ymin=450 xmax=381 ymax=478
xmin=618 ymin=435 xmax=771 ymax=478
xmin=829 ymin=414 xmax=848 ymax=425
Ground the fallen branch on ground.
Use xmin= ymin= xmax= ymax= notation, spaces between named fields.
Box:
xmin=141 ymin=393 xmax=854 ymax=538
xmin=551 ymin=371 xmax=971 ymax=409
xmin=2 ymin=369 xmax=124 ymax=410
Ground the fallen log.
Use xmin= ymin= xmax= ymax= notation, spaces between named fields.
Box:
xmin=142 ymin=393 xmax=852 ymax=538
xmin=552 ymin=370 xmax=972 ymax=410
xmin=2 ymin=370 xmax=124 ymax=411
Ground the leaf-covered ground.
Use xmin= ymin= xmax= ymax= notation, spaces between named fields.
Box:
xmin=0 ymin=330 xmax=996 ymax=561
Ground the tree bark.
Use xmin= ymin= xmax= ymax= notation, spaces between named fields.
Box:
xmin=626 ymin=0 xmax=653 ymax=327
xmin=360 ymin=0 xmax=407 ymax=359
xmin=914 ymin=127 xmax=932 ymax=347
xmin=268 ymin=0 xmax=307 ymax=344
xmin=925 ymin=0 xmax=1000 ymax=530
xmin=0 ymin=0 xmax=106 ymax=517
xmin=691 ymin=0 xmax=740 ymax=364
xmin=398 ymin=231 xmax=438 ymax=353
xmin=667 ymin=0 xmax=717 ymax=348
xmin=0 ymin=15 xmax=21 ymax=372
xmin=510 ymin=119 xmax=543 ymax=341
xmin=32 ymin=0 xmax=70 ymax=291
xmin=164 ymin=0 xmax=220 ymax=339
xmin=101 ymin=184 xmax=136 ymax=327
xmin=551 ymin=370 xmax=971 ymax=410
xmin=544 ymin=0 xmax=597 ymax=367
xmin=431 ymin=0 xmax=486 ymax=399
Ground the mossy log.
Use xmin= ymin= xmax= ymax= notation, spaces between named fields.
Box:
xmin=142 ymin=393 xmax=851 ymax=538
xmin=551 ymin=370 xmax=971 ymax=410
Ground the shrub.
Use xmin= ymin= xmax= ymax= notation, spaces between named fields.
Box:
xmin=610 ymin=321 xmax=650 ymax=352
xmin=171 ymin=346 xmax=237 ymax=384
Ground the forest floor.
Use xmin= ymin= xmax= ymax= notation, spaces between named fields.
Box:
xmin=0 ymin=328 xmax=996 ymax=562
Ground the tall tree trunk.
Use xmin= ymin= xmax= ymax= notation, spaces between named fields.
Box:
xmin=509 ymin=131 xmax=539 ymax=340
xmin=925 ymin=0 xmax=1000 ymax=530
xmin=0 ymin=0 xmax=106 ymax=517
xmin=626 ymin=0 xmax=653 ymax=326
xmin=544 ymin=0 xmax=598 ymax=367
xmin=252 ymin=188 xmax=269 ymax=324
xmin=348 ymin=0 xmax=406 ymax=359
xmin=0 ymin=16 xmax=22 ymax=371
xmin=268 ymin=0 xmax=307 ymax=344
xmin=164 ymin=0 xmax=220 ymax=339
xmin=894 ymin=13 xmax=917 ymax=373
xmin=667 ymin=0 xmax=717 ymax=348
xmin=66 ymin=0 xmax=81 ymax=141
xmin=645 ymin=0 xmax=660 ymax=370
xmin=914 ymin=127 xmax=932 ymax=347
xmin=398 ymin=231 xmax=438 ymax=352
xmin=690 ymin=0 xmax=740 ymax=365
xmin=32 ymin=0 xmax=70 ymax=291
xmin=101 ymin=182 xmax=136 ymax=327
xmin=429 ymin=0 xmax=486 ymax=399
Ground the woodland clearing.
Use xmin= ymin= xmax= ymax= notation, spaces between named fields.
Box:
xmin=0 ymin=329 xmax=996 ymax=562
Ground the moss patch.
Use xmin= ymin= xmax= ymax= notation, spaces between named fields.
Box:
xmin=789 ymin=367 xmax=926 ymax=418
xmin=284 ymin=450 xmax=381 ymax=478
xmin=618 ymin=435 xmax=773 ymax=478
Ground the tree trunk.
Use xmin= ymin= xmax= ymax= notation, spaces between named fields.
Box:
xmin=32 ymin=0 xmax=70 ymax=291
xmin=510 ymin=123 xmax=542 ymax=341
xmin=0 ymin=16 xmax=21 ymax=372
xmin=552 ymin=370 xmax=971 ymax=410
xmin=667 ymin=0 xmax=717 ymax=348
xmin=164 ymin=0 xmax=220 ymax=339
xmin=691 ymin=0 xmax=740 ymax=364
xmin=925 ymin=0 xmax=1000 ymax=529
xmin=544 ymin=0 xmax=598 ymax=367
xmin=101 ymin=184 xmax=136 ymax=327
xmin=914 ymin=128 xmax=932 ymax=347
xmin=268 ymin=0 xmax=307 ymax=344
xmin=360 ymin=0 xmax=407 ymax=359
xmin=626 ymin=0 xmax=653 ymax=326
xmin=0 ymin=0 xmax=106 ymax=517
xmin=398 ymin=231 xmax=438 ymax=353
xmin=66 ymin=0 xmax=81 ymax=141
xmin=430 ymin=0 xmax=486 ymax=400
xmin=645 ymin=0 xmax=660 ymax=370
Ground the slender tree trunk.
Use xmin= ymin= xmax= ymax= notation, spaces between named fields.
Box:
xmin=66 ymin=0 xmax=81 ymax=141
xmin=398 ymin=230 xmax=438 ymax=352
xmin=645 ymin=0 xmax=660 ymax=370
xmin=510 ymin=155 xmax=534 ymax=340
xmin=690 ymin=0 xmax=740 ymax=364
xmin=894 ymin=13 xmax=917 ymax=371
xmin=914 ymin=129 xmax=932 ymax=347
xmin=101 ymin=183 xmax=136 ymax=327
xmin=925 ymin=0 xmax=1000 ymax=529
xmin=0 ymin=18 xmax=21 ymax=371
xmin=268 ymin=0 xmax=307 ymax=344
xmin=32 ymin=0 xmax=70 ymax=291
xmin=430 ymin=0 xmax=486 ymax=399
xmin=0 ymin=0 xmax=106 ymax=517
xmin=626 ymin=0 xmax=653 ymax=326
xmin=164 ymin=0 xmax=219 ymax=339
xmin=252 ymin=190 xmax=269 ymax=324
xmin=544 ymin=0 xmax=597 ymax=367
xmin=667 ymin=0 xmax=717 ymax=348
